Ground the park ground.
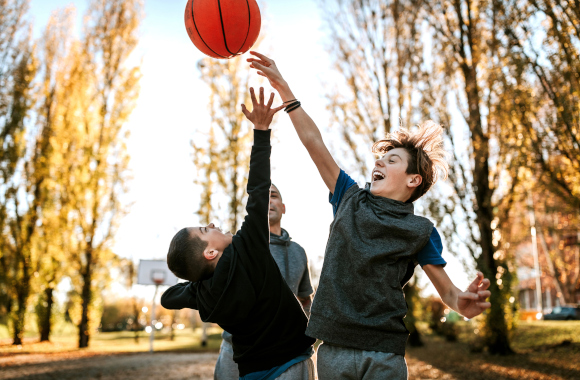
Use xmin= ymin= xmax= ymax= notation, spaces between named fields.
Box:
xmin=1 ymin=321 xmax=579 ymax=380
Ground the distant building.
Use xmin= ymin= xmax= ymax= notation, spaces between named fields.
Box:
xmin=515 ymin=235 xmax=579 ymax=320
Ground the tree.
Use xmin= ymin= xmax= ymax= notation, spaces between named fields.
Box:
xmin=0 ymin=0 xmax=31 ymax=342
xmin=32 ymin=6 xmax=77 ymax=343
xmin=0 ymin=11 xmax=41 ymax=344
xmin=500 ymin=0 xmax=580 ymax=208
xmin=419 ymin=0 xmax=528 ymax=355
xmin=319 ymin=0 xmax=427 ymax=178
xmin=2 ymin=41 xmax=37 ymax=346
xmin=193 ymin=44 xmax=265 ymax=231
xmin=56 ymin=0 xmax=142 ymax=348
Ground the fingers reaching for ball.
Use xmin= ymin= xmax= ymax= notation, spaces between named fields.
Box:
xmin=241 ymin=87 xmax=285 ymax=130
xmin=247 ymin=51 xmax=286 ymax=89
xmin=248 ymin=51 xmax=273 ymax=66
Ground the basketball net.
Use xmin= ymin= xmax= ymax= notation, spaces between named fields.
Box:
xmin=151 ymin=270 xmax=165 ymax=286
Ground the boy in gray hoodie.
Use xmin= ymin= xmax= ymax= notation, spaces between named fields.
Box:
xmin=248 ymin=52 xmax=492 ymax=380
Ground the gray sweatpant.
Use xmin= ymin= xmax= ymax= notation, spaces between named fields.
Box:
xmin=214 ymin=338 xmax=239 ymax=380
xmin=215 ymin=338 xmax=315 ymax=380
xmin=317 ymin=343 xmax=407 ymax=380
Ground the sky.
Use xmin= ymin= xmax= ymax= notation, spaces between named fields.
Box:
xmin=28 ymin=0 xmax=471 ymax=301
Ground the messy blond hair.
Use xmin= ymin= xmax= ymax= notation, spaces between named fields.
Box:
xmin=372 ymin=121 xmax=449 ymax=203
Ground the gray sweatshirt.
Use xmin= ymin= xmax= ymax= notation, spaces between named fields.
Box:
xmin=306 ymin=185 xmax=433 ymax=355
xmin=269 ymin=229 xmax=313 ymax=299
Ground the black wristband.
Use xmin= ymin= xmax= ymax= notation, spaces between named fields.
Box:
xmin=286 ymin=102 xmax=301 ymax=113
xmin=284 ymin=100 xmax=300 ymax=111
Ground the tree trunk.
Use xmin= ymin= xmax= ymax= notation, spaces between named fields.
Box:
xmin=39 ymin=287 xmax=54 ymax=342
xmin=12 ymin=286 xmax=28 ymax=345
xmin=462 ymin=61 xmax=513 ymax=355
xmin=133 ymin=297 xmax=139 ymax=344
xmin=12 ymin=268 xmax=30 ymax=345
xmin=78 ymin=249 xmax=93 ymax=348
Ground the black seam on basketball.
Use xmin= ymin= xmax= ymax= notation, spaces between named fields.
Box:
xmin=237 ymin=0 xmax=251 ymax=55
xmin=191 ymin=0 xmax=226 ymax=58
xmin=217 ymin=0 xmax=235 ymax=56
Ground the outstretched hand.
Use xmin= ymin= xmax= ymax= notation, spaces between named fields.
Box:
xmin=241 ymin=87 xmax=285 ymax=130
xmin=247 ymin=51 xmax=286 ymax=90
xmin=457 ymin=272 xmax=491 ymax=319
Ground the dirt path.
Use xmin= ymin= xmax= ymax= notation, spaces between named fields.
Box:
xmin=0 ymin=350 xmax=457 ymax=380
xmin=0 ymin=352 xmax=219 ymax=380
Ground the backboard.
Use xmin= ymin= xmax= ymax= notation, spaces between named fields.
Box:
xmin=137 ymin=260 xmax=179 ymax=286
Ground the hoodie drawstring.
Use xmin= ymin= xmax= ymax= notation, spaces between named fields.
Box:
xmin=284 ymin=243 xmax=290 ymax=282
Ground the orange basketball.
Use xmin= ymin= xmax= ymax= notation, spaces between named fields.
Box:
xmin=184 ymin=0 xmax=261 ymax=59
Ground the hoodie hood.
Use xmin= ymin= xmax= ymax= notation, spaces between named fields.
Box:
xmin=270 ymin=228 xmax=291 ymax=246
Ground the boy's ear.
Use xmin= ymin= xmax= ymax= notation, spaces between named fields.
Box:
xmin=203 ymin=248 xmax=220 ymax=260
xmin=407 ymin=174 xmax=423 ymax=189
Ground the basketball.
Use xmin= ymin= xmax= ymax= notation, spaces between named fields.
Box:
xmin=184 ymin=0 xmax=261 ymax=59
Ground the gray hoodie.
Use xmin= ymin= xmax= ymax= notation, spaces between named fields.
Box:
xmin=269 ymin=228 xmax=313 ymax=299
xmin=306 ymin=185 xmax=433 ymax=355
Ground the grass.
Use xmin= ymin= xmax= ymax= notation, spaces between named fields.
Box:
xmin=406 ymin=320 xmax=580 ymax=380
xmin=510 ymin=321 xmax=580 ymax=351
xmin=0 ymin=327 xmax=222 ymax=355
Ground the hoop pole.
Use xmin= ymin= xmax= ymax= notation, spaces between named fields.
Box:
xmin=149 ymin=284 xmax=159 ymax=353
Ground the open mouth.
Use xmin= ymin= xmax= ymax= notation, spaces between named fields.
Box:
xmin=372 ymin=170 xmax=385 ymax=182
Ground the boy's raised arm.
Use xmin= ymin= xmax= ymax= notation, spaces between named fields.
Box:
xmin=238 ymin=88 xmax=284 ymax=249
xmin=247 ymin=52 xmax=341 ymax=194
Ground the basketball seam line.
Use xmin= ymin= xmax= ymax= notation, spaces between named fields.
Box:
xmin=217 ymin=0 xmax=236 ymax=56
xmin=239 ymin=0 xmax=251 ymax=53
xmin=191 ymin=0 xmax=227 ymax=58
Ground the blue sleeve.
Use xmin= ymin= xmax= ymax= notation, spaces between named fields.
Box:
xmin=329 ymin=169 xmax=357 ymax=217
xmin=417 ymin=227 xmax=447 ymax=267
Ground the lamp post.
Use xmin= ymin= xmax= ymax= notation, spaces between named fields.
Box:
xmin=527 ymin=191 xmax=543 ymax=316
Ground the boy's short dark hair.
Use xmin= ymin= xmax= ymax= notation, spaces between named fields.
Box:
xmin=167 ymin=228 xmax=210 ymax=282
xmin=372 ymin=121 xmax=449 ymax=203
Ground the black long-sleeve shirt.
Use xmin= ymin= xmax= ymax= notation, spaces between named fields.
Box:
xmin=161 ymin=129 xmax=314 ymax=376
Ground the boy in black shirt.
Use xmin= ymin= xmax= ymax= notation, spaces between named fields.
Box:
xmin=161 ymin=87 xmax=316 ymax=380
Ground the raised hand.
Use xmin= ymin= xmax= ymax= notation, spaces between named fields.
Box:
xmin=457 ymin=272 xmax=491 ymax=319
xmin=247 ymin=51 xmax=286 ymax=89
xmin=241 ymin=87 xmax=285 ymax=130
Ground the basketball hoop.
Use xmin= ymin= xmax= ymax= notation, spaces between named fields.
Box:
xmin=137 ymin=260 xmax=177 ymax=354
xmin=151 ymin=270 xmax=165 ymax=285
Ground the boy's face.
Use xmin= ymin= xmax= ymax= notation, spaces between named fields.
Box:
xmin=269 ymin=185 xmax=285 ymax=225
xmin=188 ymin=223 xmax=233 ymax=255
xmin=370 ymin=147 xmax=421 ymax=202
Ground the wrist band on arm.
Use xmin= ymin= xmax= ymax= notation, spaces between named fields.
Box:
xmin=284 ymin=99 xmax=300 ymax=112
xmin=285 ymin=101 xmax=301 ymax=113
xmin=283 ymin=100 xmax=299 ymax=109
